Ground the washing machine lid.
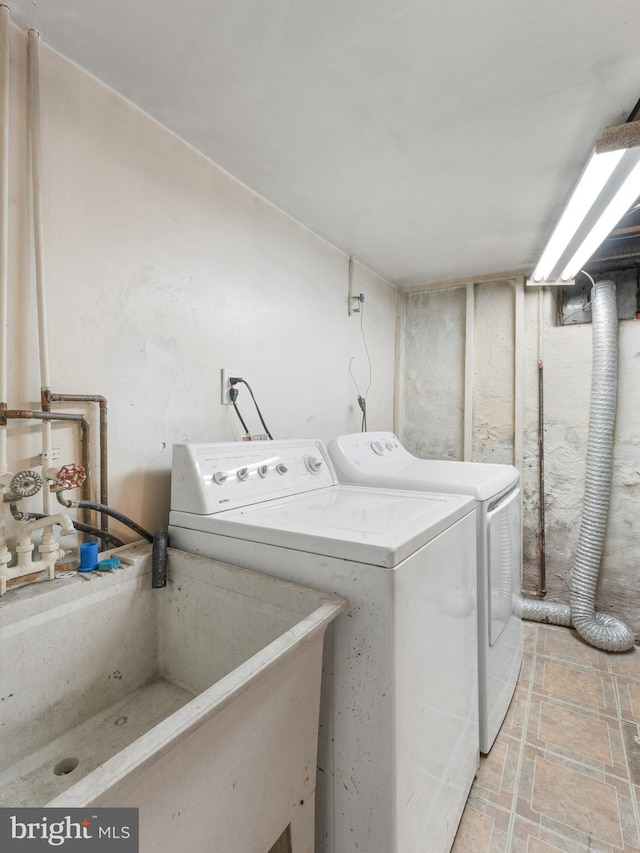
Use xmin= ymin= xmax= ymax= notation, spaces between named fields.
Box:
xmin=170 ymin=484 xmax=474 ymax=568
xmin=328 ymin=431 xmax=519 ymax=501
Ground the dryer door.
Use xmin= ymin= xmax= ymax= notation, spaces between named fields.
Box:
xmin=487 ymin=486 xmax=522 ymax=646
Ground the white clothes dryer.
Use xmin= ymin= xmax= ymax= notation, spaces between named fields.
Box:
xmin=168 ymin=439 xmax=478 ymax=853
xmin=327 ymin=431 xmax=522 ymax=755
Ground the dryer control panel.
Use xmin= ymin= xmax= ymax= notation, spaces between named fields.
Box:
xmin=337 ymin=431 xmax=404 ymax=459
xmin=328 ymin=431 xmax=519 ymax=499
xmin=327 ymin=431 xmax=412 ymax=478
xmin=171 ymin=439 xmax=336 ymax=515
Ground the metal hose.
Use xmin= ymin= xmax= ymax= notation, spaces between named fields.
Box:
xmin=522 ymin=280 xmax=634 ymax=650
xmin=521 ymin=597 xmax=571 ymax=626
xmin=569 ymin=281 xmax=634 ymax=650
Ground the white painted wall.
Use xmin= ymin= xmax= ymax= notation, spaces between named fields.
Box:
xmin=401 ymin=277 xmax=640 ymax=637
xmin=4 ymin=22 xmax=397 ymax=547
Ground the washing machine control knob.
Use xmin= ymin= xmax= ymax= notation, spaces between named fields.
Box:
xmin=276 ymin=463 xmax=288 ymax=475
xmin=385 ymin=441 xmax=394 ymax=451
xmin=257 ymin=465 xmax=269 ymax=478
xmin=212 ymin=471 xmax=228 ymax=485
xmin=371 ymin=441 xmax=384 ymax=455
xmin=237 ymin=467 xmax=250 ymax=481
xmin=304 ymin=455 xmax=323 ymax=473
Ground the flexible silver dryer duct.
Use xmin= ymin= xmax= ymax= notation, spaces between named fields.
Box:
xmin=521 ymin=598 xmax=571 ymax=626
xmin=522 ymin=280 xmax=635 ymax=651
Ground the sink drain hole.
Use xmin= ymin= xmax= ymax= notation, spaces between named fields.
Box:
xmin=53 ymin=757 xmax=79 ymax=776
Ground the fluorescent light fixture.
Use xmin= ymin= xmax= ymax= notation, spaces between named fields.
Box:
xmin=528 ymin=119 xmax=640 ymax=285
xmin=531 ymin=150 xmax=623 ymax=282
xmin=561 ymin=158 xmax=640 ymax=279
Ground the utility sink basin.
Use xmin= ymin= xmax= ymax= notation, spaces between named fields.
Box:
xmin=0 ymin=542 xmax=346 ymax=852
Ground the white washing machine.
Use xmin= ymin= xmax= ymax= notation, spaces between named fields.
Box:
xmin=327 ymin=431 xmax=522 ymax=755
xmin=168 ymin=439 xmax=478 ymax=853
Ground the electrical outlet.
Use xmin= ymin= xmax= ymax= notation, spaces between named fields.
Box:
xmin=221 ymin=368 xmax=241 ymax=405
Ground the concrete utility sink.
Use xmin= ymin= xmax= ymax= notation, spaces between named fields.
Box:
xmin=0 ymin=542 xmax=346 ymax=852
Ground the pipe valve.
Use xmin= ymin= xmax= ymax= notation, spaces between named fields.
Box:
xmin=10 ymin=469 xmax=43 ymax=498
xmin=55 ymin=463 xmax=86 ymax=491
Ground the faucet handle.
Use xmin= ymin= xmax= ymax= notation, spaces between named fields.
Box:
xmin=55 ymin=463 xmax=86 ymax=491
xmin=10 ymin=469 xmax=43 ymax=498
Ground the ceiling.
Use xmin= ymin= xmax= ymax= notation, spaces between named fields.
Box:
xmin=7 ymin=0 xmax=640 ymax=288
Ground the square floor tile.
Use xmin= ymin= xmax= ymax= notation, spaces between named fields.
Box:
xmin=456 ymin=622 xmax=640 ymax=852
xmin=531 ymin=756 xmax=623 ymax=848
xmin=536 ymin=624 xmax=610 ymax=672
xmin=536 ymin=656 xmax=618 ymax=715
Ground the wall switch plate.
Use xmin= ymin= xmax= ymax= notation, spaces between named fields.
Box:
xmin=221 ymin=368 xmax=241 ymax=405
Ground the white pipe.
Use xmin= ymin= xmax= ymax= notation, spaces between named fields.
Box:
xmin=463 ymin=283 xmax=474 ymax=461
xmin=17 ymin=512 xmax=74 ymax=547
xmin=0 ymin=6 xmax=10 ymax=475
xmin=15 ymin=512 xmax=74 ymax=576
xmin=392 ymin=287 xmax=404 ymax=437
xmin=0 ymin=7 xmax=11 ymax=581
xmin=27 ymin=28 xmax=52 ymax=513
xmin=513 ymin=277 xmax=524 ymax=471
xmin=537 ymin=285 xmax=544 ymax=364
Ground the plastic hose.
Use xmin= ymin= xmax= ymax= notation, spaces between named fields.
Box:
xmin=56 ymin=495 xmax=153 ymax=542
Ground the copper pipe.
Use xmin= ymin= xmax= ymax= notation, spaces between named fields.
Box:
xmin=0 ymin=404 xmax=91 ymax=527
xmin=537 ymin=360 xmax=547 ymax=596
xmin=522 ymin=361 xmax=548 ymax=599
xmin=521 ymin=588 xmax=547 ymax=598
xmin=43 ymin=390 xmax=108 ymax=533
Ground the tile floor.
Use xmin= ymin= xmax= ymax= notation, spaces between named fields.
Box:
xmin=452 ymin=621 xmax=640 ymax=853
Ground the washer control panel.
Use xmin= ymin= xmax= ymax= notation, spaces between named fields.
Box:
xmin=171 ymin=439 xmax=335 ymax=514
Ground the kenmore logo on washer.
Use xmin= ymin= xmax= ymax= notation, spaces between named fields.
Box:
xmin=0 ymin=808 xmax=138 ymax=851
